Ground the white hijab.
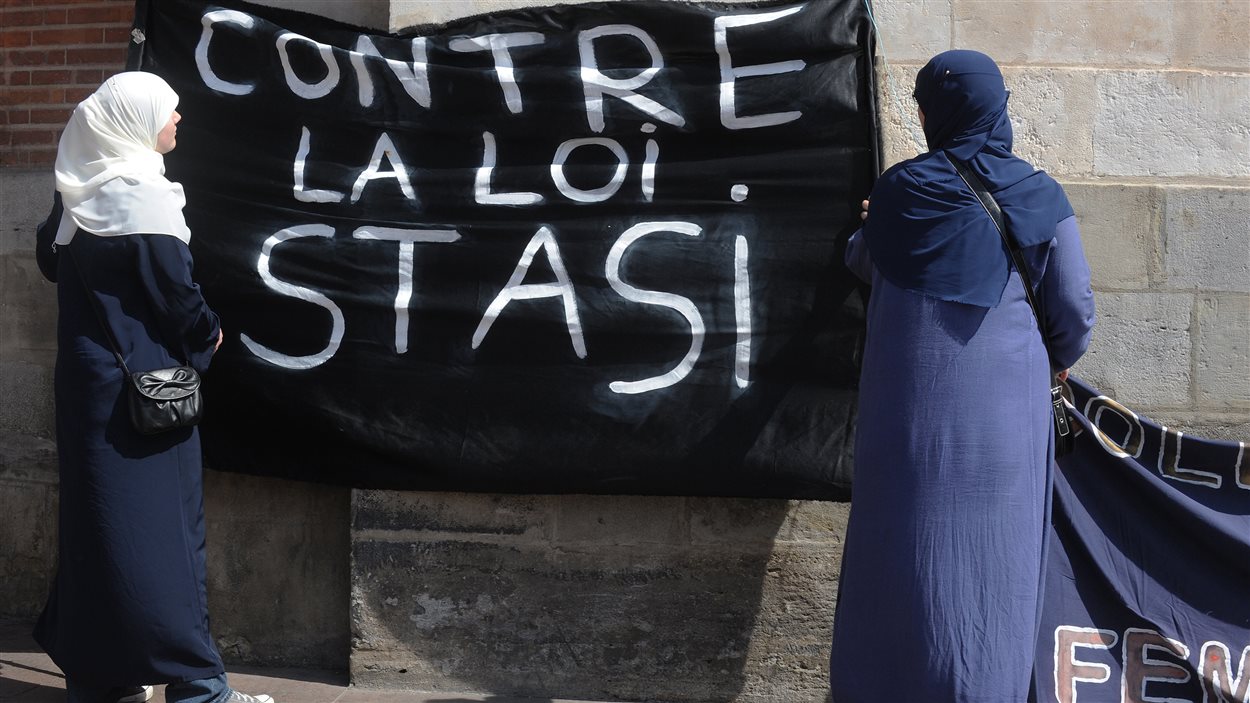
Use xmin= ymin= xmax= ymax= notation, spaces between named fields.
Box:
xmin=54 ymin=72 xmax=191 ymax=245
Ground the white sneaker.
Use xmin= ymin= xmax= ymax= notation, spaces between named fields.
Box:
xmin=225 ymin=691 xmax=274 ymax=703
xmin=115 ymin=687 xmax=154 ymax=703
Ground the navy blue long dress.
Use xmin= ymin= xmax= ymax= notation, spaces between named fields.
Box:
xmin=828 ymin=218 xmax=1095 ymax=701
xmin=33 ymin=197 xmax=226 ymax=687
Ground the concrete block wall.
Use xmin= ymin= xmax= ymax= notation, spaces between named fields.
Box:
xmin=1 ymin=1 xmax=1246 ymax=702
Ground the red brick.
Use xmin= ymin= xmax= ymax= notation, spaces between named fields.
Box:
xmin=30 ymin=69 xmax=72 ymax=86
xmin=7 ymin=109 xmax=30 ymax=124
xmin=74 ymin=68 xmax=102 ymax=84
xmin=0 ymin=8 xmax=42 ymax=25
xmin=1 ymin=29 xmax=33 ymax=48
xmin=0 ymin=111 xmax=8 ymax=126
xmin=10 ymin=128 xmax=58 ymax=146
xmin=43 ymin=8 xmax=68 ymax=24
xmin=67 ymin=5 xmax=131 ymax=24
xmin=0 ymin=0 xmax=36 ymax=8
xmin=3 ymin=147 xmax=56 ymax=167
xmin=0 ymin=87 xmax=61 ymax=106
xmin=9 ymin=70 xmax=30 ymax=85
xmin=29 ymin=108 xmax=69 ymax=125
xmin=102 ymin=26 xmax=130 ymax=44
xmin=6 ymin=48 xmax=48 ymax=66
xmin=32 ymin=27 xmax=103 ymax=46
xmin=64 ymin=86 xmax=93 ymax=103
xmin=7 ymin=48 xmax=68 ymax=66
xmin=65 ymin=46 xmax=124 ymax=65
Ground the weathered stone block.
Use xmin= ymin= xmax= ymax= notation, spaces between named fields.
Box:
xmin=688 ymin=497 xmax=793 ymax=549
xmin=872 ymin=0 xmax=953 ymax=62
xmin=877 ymin=62 xmax=929 ymax=168
xmin=1075 ymin=292 xmax=1192 ymax=408
xmin=689 ymin=498 xmax=849 ymax=548
xmin=1144 ymin=411 xmax=1250 ymax=443
xmin=780 ymin=499 xmax=851 ymax=544
xmin=879 ymin=65 xmax=1100 ymax=177
xmin=1194 ymin=294 xmax=1250 ymax=409
xmin=205 ymin=471 xmax=351 ymax=669
xmin=1172 ymin=0 xmax=1250 ymax=71
xmin=1001 ymin=67 xmax=1097 ymax=178
xmin=353 ymin=490 xmax=553 ymax=542
xmin=0 ymin=480 xmax=58 ymax=617
xmin=0 ymin=170 xmax=52 ymax=256
xmin=554 ymin=494 xmax=686 ymax=546
xmin=1062 ymin=182 xmax=1162 ymax=290
xmin=0 ymin=430 xmax=58 ymax=618
xmin=0 ymin=251 xmax=58 ymax=362
xmin=1095 ymin=71 xmax=1250 ymax=178
xmin=0 ymin=361 xmax=55 ymax=438
xmin=1162 ymin=186 xmax=1250 ymax=293
xmin=351 ymin=537 xmax=838 ymax=702
xmin=954 ymin=1 xmax=1174 ymax=67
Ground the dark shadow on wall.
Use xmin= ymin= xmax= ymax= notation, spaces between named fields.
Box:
xmin=204 ymin=470 xmax=352 ymax=673
xmin=349 ymin=491 xmax=843 ymax=702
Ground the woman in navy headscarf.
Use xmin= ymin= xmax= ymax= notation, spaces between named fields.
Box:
xmin=828 ymin=51 xmax=1095 ymax=701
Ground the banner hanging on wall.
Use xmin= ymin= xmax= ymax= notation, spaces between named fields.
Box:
xmin=1035 ymin=378 xmax=1249 ymax=702
xmin=130 ymin=0 xmax=878 ymax=497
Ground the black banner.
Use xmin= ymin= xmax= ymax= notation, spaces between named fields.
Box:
xmin=132 ymin=0 xmax=876 ymax=497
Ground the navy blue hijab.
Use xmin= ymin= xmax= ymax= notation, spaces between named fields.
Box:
xmin=863 ymin=50 xmax=1073 ymax=307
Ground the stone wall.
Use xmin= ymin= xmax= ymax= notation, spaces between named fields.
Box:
xmin=1 ymin=1 xmax=1246 ymax=701
xmin=874 ymin=0 xmax=1250 ymax=441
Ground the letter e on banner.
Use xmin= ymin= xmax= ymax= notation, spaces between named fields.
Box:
xmin=714 ymin=5 xmax=807 ymax=130
xmin=1122 ymin=628 xmax=1191 ymax=703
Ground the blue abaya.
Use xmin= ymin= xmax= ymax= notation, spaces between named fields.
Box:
xmin=828 ymin=218 xmax=1095 ymax=701
xmin=33 ymin=198 xmax=225 ymax=688
xmin=828 ymin=50 xmax=1096 ymax=701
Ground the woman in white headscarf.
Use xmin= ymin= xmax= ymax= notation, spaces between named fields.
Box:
xmin=33 ymin=72 xmax=272 ymax=703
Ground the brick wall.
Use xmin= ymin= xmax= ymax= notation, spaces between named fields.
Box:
xmin=0 ymin=0 xmax=132 ymax=167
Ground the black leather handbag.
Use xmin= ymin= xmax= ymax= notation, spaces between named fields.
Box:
xmin=951 ymin=159 xmax=1075 ymax=457
xmin=70 ymin=247 xmax=204 ymax=435
xmin=125 ymin=365 xmax=203 ymax=434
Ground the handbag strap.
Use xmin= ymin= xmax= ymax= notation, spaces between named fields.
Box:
xmin=67 ymin=244 xmax=134 ymax=377
xmin=951 ymin=159 xmax=1073 ymax=439
xmin=949 ymin=158 xmax=1052 ymax=360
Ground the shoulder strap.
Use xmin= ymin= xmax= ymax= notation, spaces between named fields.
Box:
xmin=949 ymin=159 xmax=1051 ymax=355
xmin=952 ymin=159 xmax=1073 ymax=441
xmin=68 ymin=244 xmax=133 ymax=377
